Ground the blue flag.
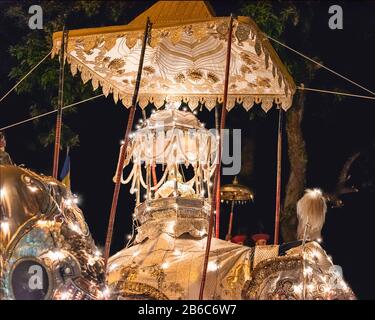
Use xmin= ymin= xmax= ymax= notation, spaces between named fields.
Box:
xmin=60 ymin=149 xmax=71 ymax=189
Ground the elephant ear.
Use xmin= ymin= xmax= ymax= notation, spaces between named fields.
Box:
xmin=242 ymin=242 xmax=356 ymax=300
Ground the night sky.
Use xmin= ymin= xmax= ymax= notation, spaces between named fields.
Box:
xmin=1 ymin=1 xmax=375 ymax=299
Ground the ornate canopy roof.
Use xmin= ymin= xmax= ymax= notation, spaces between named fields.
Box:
xmin=52 ymin=1 xmax=295 ymax=112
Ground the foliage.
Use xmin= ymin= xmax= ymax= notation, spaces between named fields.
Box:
xmin=2 ymin=0 xmax=139 ymax=149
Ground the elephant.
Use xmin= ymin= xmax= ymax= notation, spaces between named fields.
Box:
xmin=0 ymin=165 xmax=105 ymax=300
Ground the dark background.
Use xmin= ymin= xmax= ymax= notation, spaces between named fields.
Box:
xmin=1 ymin=1 xmax=375 ymax=299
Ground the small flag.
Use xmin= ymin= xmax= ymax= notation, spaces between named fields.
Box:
xmin=60 ymin=148 xmax=71 ymax=189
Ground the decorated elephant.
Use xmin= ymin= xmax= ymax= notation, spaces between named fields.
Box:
xmin=107 ymin=189 xmax=355 ymax=300
xmin=0 ymin=164 xmax=105 ymax=300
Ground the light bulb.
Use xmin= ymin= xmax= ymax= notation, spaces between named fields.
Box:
xmin=207 ymin=261 xmax=218 ymax=272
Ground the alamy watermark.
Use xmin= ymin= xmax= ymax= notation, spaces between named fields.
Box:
xmin=328 ymin=5 xmax=343 ymax=30
xmin=28 ymin=5 xmax=43 ymax=30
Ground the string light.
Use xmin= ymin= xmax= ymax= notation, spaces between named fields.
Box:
xmin=132 ymin=250 xmax=140 ymax=257
xmin=304 ymin=266 xmax=313 ymax=276
xmin=45 ymin=250 xmax=66 ymax=261
xmin=161 ymin=262 xmax=169 ymax=269
xmin=307 ymin=284 xmax=315 ymax=292
xmin=94 ymin=249 xmax=102 ymax=257
xmin=27 ymin=185 xmax=39 ymax=193
xmin=0 ymin=187 xmax=6 ymax=199
xmin=101 ymin=287 xmax=111 ymax=299
xmin=108 ymin=263 xmax=118 ymax=272
xmin=73 ymin=194 xmax=79 ymax=204
xmin=0 ymin=220 xmax=10 ymax=236
xmin=207 ymin=261 xmax=218 ymax=272
xmin=173 ymin=249 xmax=182 ymax=256
xmin=59 ymin=291 xmax=71 ymax=300
xmin=68 ymin=223 xmax=83 ymax=234
xmin=37 ymin=220 xmax=55 ymax=228
xmin=293 ymin=284 xmax=303 ymax=295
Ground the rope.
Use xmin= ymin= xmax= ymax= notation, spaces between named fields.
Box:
xmin=266 ymin=35 xmax=375 ymax=97
xmin=0 ymin=94 xmax=104 ymax=131
xmin=0 ymin=50 xmax=53 ymax=104
xmin=297 ymin=86 xmax=375 ymax=100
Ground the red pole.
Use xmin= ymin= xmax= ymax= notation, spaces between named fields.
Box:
xmin=103 ymin=18 xmax=152 ymax=271
xmin=52 ymin=27 xmax=67 ymax=179
xmin=152 ymin=164 xmax=158 ymax=191
xmin=215 ymin=174 xmax=221 ymax=238
xmin=199 ymin=15 xmax=234 ymax=300
xmin=214 ymin=105 xmax=220 ymax=238
xmin=273 ymin=107 xmax=283 ymax=244
xmin=226 ymin=200 xmax=235 ymax=241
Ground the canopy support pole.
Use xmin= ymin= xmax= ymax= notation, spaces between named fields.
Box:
xmin=152 ymin=164 xmax=158 ymax=191
xmin=52 ymin=27 xmax=68 ymax=179
xmin=226 ymin=200 xmax=235 ymax=241
xmin=214 ymin=105 xmax=221 ymax=238
xmin=103 ymin=18 xmax=152 ymax=272
xmin=273 ymin=107 xmax=283 ymax=244
xmin=199 ymin=15 xmax=234 ymax=300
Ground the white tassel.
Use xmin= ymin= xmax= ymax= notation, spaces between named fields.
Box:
xmin=297 ymin=189 xmax=327 ymax=241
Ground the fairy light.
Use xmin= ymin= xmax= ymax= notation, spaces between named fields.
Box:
xmin=316 ymin=237 xmax=323 ymax=243
xmin=64 ymin=198 xmax=73 ymax=207
xmin=73 ymin=195 xmax=79 ymax=204
xmin=132 ymin=250 xmax=140 ymax=257
xmin=340 ymin=280 xmax=349 ymax=292
xmin=27 ymin=185 xmax=39 ymax=193
xmin=293 ymin=284 xmax=303 ymax=295
xmin=37 ymin=220 xmax=55 ymax=229
xmin=101 ymin=287 xmax=111 ymax=299
xmin=207 ymin=261 xmax=219 ymax=272
xmin=126 ymin=234 xmax=132 ymax=240
xmin=304 ymin=266 xmax=313 ymax=276
xmin=161 ymin=262 xmax=169 ymax=269
xmin=88 ymin=256 xmax=96 ymax=266
xmin=173 ymin=249 xmax=182 ymax=256
xmin=108 ymin=263 xmax=118 ymax=272
xmin=59 ymin=291 xmax=71 ymax=300
xmin=45 ymin=250 xmax=66 ymax=261
xmin=68 ymin=222 xmax=83 ymax=234
xmin=0 ymin=188 xmax=5 ymax=199
xmin=94 ymin=249 xmax=102 ymax=257
xmin=166 ymin=221 xmax=176 ymax=233
xmin=0 ymin=220 xmax=10 ymax=236
xmin=323 ymin=286 xmax=331 ymax=294
xmin=307 ymin=283 xmax=315 ymax=292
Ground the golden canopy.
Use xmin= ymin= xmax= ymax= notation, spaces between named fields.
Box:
xmin=52 ymin=1 xmax=295 ymax=112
